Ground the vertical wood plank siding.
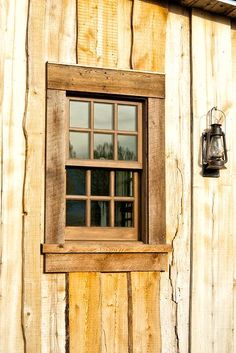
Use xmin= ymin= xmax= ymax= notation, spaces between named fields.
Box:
xmin=161 ymin=4 xmax=191 ymax=353
xmin=0 ymin=0 xmax=28 ymax=351
xmin=191 ymin=9 xmax=234 ymax=353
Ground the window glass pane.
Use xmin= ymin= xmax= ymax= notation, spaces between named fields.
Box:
xmin=70 ymin=101 xmax=89 ymax=128
xmin=69 ymin=132 xmax=89 ymax=159
xmin=66 ymin=200 xmax=86 ymax=226
xmin=118 ymin=135 xmax=137 ymax=161
xmin=115 ymin=171 xmax=133 ymax=196
xmin=91 ymin=169 xmax=110 ymax=196
xmin=66 ymin=168 xmax=86 ymax=195
xmin=91 ymin=201 xmax=109 ymax=226
xmin=115 ymin=202 xmax=133 ymax=227
xmin=94 ymin=103 xmax=113 ymax=130
xmin=118 ymin=105 xmax=137 ymax=131
xmin=94 ymin=133 xmax=113 ymax=160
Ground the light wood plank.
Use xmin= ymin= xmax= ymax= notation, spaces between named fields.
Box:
xmin=45 ymin=253 xmax=168 ymax=272
xmin=160 ymin=4 xmax=192 ymax=353
xmin=101 ymin=273 xmax=128 ymax=353
xmin=231 ymin=21 xmax=236 ymax=353
xmin=0 ymin=0 xmax=28 ymax=351
xmin=191 ymin=9 xmax=234 ymax=353
xmin=47 ymin=63 xmax=165 ymax=98
xmin=45 ymin=89 xmax=66 ymax=244
xmin=131 ymin=272 xmax=161 ymax=353
xmin=132 ymin=0 xmax=168 ymax=72
xmin=42 ymin=1 xmax=76 ymax=351
xmin=77 ymin=0 xmax=118 ymax=68
xmin=69 ymin=273 xmax=101 ymax=353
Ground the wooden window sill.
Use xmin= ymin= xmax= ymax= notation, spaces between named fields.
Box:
xmin=42 ymin=242 xmax=172 ymax=273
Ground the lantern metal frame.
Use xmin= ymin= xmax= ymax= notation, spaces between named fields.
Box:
xmin=202 ymin=107 xmax=228 ymax=178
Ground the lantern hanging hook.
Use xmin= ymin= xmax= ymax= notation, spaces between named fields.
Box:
xmin=208 ymin=106 xmax=226 ymax=125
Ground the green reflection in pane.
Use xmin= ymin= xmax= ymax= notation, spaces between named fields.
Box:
xmin=115 ymin=171 xmax=133 ymax=197
xmin=91 ymin=169 xmax=110 ymax=196
xmin=91 ymin=201 xmax=109 ymax=226
xmin=118 ymin=135 xmax=137 ymax=161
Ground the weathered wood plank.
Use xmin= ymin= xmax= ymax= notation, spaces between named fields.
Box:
xmin=101 ymin=273 xmax=128 ymax=353
xmin=47 ymin=63 xmax=165 ymax=98
xmin=43 ymin=243 xmax=172 ymax=253
xmin=0 ymin=0 xmax=28 ymax=351
xmin=148 ymin=98 xmax=166 ymax=244
xmin=132 ymin=0 xmax=168 ymax=72
xmin=231 ymin=20 xmax=236 ymax=353
xmin=131 ymin=272 xmax=161 ymax=353
xmin=46 ymin=253 xmax=168 ymax=273
xmin=69 ymin=273 xmax=101 ymax=353
xmin=117 ymin=0 xmax=133 ymax=69
xmin=41 ymin=1 xmax=76 ymax=352
xmin=161 ymin=4 xmax=191 ymax=353
xmin=21 ymin=1 xmax=46 ymax=352
xmin=191 ymin=9 xmax=234 ymax=353
xmin=41 ymin=275 xmax=66 ymax=353
xmin=45 ymin=89 xmax=66 ymax=244
xmin=77 ymin=0 xmax=118 ymax=67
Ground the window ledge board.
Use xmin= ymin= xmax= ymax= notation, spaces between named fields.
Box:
xmin=42 ymin=242 xmax=172 ymax=254
xmin=43 ymin=243 xmax=171 ymax=273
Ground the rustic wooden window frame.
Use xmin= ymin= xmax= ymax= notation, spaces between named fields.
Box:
xmin=43 ymin=63 xmax=171 ymax=272
xmin=65 ymin=96 xmax=142 ymax=241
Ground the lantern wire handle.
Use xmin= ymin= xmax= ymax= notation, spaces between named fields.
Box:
xmin=207 ymin=106 xmax=227 ymax=131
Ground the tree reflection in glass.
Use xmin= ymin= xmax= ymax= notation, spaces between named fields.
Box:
xmin=115 ymin=202 xmax=133 ymax=227
xmin=94 ymin=134 xmax=113 ymax=159
xmin=118 ymin=135 xmax=137 ymax=161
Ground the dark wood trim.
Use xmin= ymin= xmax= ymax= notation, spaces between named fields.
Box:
xmin=148 ymin=98 xmax=166 ymax=244
xmin=47 ymin=63 xmax=165 ymax=99
xmin=45 ymin=90 xmax=66 ymax=243
xmin=44 ymin=253 xmax=168 ymax=272
xmin=42 ymin=243 xmax=172 ymax=253
xmin=176 ymin=0 xmax=236 ymax=19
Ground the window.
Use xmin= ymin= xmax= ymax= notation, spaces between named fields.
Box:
xmin=43 ymin=63 xmax=171 ymax=272
xmin=65 ymin=97 xmax=142 ymax=241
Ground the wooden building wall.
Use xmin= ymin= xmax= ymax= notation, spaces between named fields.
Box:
xmin=0 ymin=1 xmax=235 ymax=352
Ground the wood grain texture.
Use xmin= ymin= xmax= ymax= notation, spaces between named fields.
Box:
xmin=101 ymin=273 xmax=128 ymax=353
xmin=176 ymin=0 xmax=236 ymax=18
xmin=132 ymin=0 xmax=168 ymax=72
xmin=21 ymin=1 xmax=46 ymax=352
xmin=160 ymin=4 xmax=191 ymax=353
xmin=47 ymin=63 xmax=165 ymax=98
xmin=41 ymin=275 xmax=66 ymax=353
xmin=41 ymin=1 xmax=76 ymax=351
xmin=45 ymin=89 xmax=66 ymax=244
xmin=191 ymin=9 xmax=234 ymax=353
xmin=231 ymin=20 xmax=236 ymax=353
xmin=45 ymin=253 xmax=168 ymax=272
xmin=0 ymin=0 xmax=28 ymax=351
xmin=77 ymin=0 xmax=118 ymax=68
xmin=148 ymin=98 xmax=166 ymax=244
xmin=69 ymin=273 xmax=101 ymax=353
xmin=42 ymin=243 xmax=172 ymax=253
xmin=131 ymin=272 xmax=161 ymax=353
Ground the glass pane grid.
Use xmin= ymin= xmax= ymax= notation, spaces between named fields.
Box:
xmin=66 ymin=167 xmax=137 ymax=229
xmin=68 ymin=98 xmax=140 ymax=163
